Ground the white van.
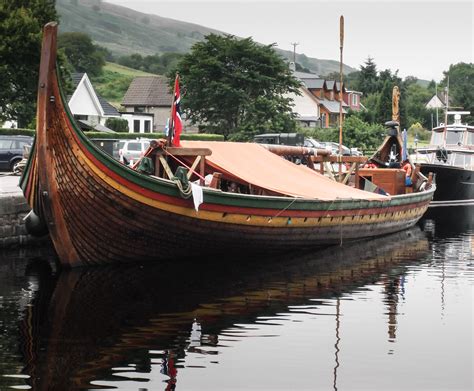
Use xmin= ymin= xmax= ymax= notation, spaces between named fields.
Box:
xmin=118 ymin=139 xmax=151 ymax=165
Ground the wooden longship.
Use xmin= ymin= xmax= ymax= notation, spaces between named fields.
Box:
xmin=21 ymin=23 xmax=435 ymax=267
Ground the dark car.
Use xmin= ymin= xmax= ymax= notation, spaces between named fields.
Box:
xmin=254 ymin=133 xmax=304 ymax=146
xmin=0 ymin=135 xmax=34 ymax=171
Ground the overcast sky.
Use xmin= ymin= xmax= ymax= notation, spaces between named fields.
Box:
xmin=105 ymin=0 xmax=473 ymax=81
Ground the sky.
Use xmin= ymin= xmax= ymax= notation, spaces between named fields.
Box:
xmin=104 ymin=0 xmax=473 ymax=81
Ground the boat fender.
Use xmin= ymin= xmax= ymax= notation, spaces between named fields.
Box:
xmin=24 ymin=210 xmax=49 ymax=237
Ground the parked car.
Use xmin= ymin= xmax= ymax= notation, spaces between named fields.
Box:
xmin=0 ymin=135 xmax=34 ymax=171
xmin=118 ymin=139 xmax=151 ymax=165
xmin=303 ymin=137 xmax=324 ymax=149
xmin=318 ymin=141 xmax=362 ymax=156
xmin=254 ymin=133 xmax=304 ymax=146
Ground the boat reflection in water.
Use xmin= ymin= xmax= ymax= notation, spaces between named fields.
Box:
xmin=421 ymin=205 xmax=474 ymax=237
xmin=13 ymin=228 xmax=430 ymax=390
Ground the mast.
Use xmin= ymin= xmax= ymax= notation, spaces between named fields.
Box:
xmin=338 ymin=15 xmax=344 ymax=156
xmin=338 ymin=15 xmax=344 ymax=181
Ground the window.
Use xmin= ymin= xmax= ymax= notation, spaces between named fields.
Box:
xmin=467 ymin=131 xmax=474 ymax=145
xmin=446 ymin=130 xmax=463 ymax=145
xmin=431 ymin=131 xmax=444 ymax=146
xmin=351 ymin=94 xmax=358 ymax=106
xmin=74 ymin=114 xmax=88 ymax=121
xmin=144 ymin=120 xmax=150 ymax=133
xmin=453 ymin=153 xmax=471 ymax=168
xmin=0 ymin=140 xmax=13 ymax=149
xmin=133 ymin=120 xmax=140 ymax=133
xmin=135 ymin=107 xmax=145 ymax=113
xmin=127 ymin=142 xmax=141 ymax=151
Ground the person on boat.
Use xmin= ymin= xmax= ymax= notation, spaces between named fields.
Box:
xmin=402 ymin=159 xmax=413 ymax=186
xmin=228 ymin=182 xmax=240 ymax=193
xmin=364 ymin=162 xmax=377 ymax=169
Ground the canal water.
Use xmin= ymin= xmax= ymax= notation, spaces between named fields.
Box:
xmin=0 ymin=207 xmax=472 ymax=391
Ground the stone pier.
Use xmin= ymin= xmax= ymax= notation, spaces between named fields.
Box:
xmin=0 ymin=174 xmax=47 ymax=247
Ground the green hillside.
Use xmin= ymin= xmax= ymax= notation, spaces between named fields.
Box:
xmin=91 ymin=62 xmax=156 ymax=107
xmin=56 ymin=0 xmax=357 ymax=76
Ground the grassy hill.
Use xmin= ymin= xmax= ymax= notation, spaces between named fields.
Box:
xmin=57 ymin=0 xmax=357 ymax=76
xmin=91 ymin=62 xmax=155 ymax=107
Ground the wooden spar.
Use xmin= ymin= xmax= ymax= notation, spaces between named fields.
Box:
xmin=338 ymin=15 xmax=345 ymax=181
xmin=260 ymin=144 xmax=330 ymax=157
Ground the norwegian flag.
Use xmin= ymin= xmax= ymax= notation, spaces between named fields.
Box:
xmin=170 ymin=74 xmax=182 ymax=147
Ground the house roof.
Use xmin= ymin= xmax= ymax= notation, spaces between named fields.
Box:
xmin=320 ymin=99 xmax=348 ymax=114
xmin=293 ymin=71 xmax=320 ymax=79
xmin=70 ymin=73 xmax=119 ymax=116
xmin=301 ymin=78 xmax=326 ymax=89
xmin=122 ymin=76 xmax=172 ymax=107
xmin=77 ymin=120 xmax=115 ymax=133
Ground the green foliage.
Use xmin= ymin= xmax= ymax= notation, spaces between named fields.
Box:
xmin=299 ymin=115 xmax=385 ymax=152
xmin=117 ymin=52 xmax=184 ymax=75
xmin=105 ymin=117 xmax=129 ymax=132
xmin=376 ymin=80 xmax=393 ymax=125
xmin=0 ymin=128 xmax=36 ymax=136
xmin=342 ymin=115 xmax=385 ymax=152
xmin=58 ymin=31 xmax=106 ymax=76
xmin=92 ymin=71 xmax=134 ymax=106
xmin=84 ymin=131 xmax=224 ymax=141
xmin=90 ymin=62 xmax=154 ymax=106
xmin=357 ymin=57 xmax=378 ymax=95
xmin=0 ymin=0 xmax=58 ymax=128
xmin=441 ymin=63 xmax=474 ymax=123
xmin=174 ymin=34 xmax=301 ymax=140
xmin=299 ymin=127 xmax=339 ymax=143
xmin=403 ymin=83 xmax=432 ymax=127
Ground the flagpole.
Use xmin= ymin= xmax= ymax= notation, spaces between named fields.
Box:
xmin=338 ymin=15 xmax=344 ymax=181
xmin=167 ymin=73 xmax=179 ymax=146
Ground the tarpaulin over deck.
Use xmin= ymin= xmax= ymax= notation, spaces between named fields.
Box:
xmin=182 ymin=141 xmax=389 ymax=201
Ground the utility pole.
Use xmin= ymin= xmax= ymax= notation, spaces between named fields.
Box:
xmin=290 ymin=42 xmax=299 ymax=63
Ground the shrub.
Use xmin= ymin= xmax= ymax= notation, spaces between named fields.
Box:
xmin=105 ymin=118 xmax=129 ymax=132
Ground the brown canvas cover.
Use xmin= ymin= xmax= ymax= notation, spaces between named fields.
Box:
xmin=182 ymin=141 xmax=389 ymax=201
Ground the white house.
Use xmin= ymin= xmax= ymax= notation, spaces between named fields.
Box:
xmin=285 ymin=86 xmax=321 ymax=128
xmin=68 ymin=73 xmax=121 ymax=128
xmin=425 ymin=93 xmax=446 ymax=109
xmin=120 ymin=112 xmax=154 ymax=134
xmin=68 ymin=73 xmax=153 ymax=134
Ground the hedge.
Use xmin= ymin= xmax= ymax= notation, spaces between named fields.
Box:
xmin=0 ymin=128 xmax=36 ymax=136
xmin=0 ymin=128 xmax=225 ymax=141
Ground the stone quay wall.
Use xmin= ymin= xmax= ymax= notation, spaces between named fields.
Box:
xmin=0 ymin=175 xmax=47 ymax=248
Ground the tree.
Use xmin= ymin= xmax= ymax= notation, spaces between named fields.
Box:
xmin=357 ymin=57 xmax=378 ymax=95
xmin=403 ymin=83 xmax=432 ymax=129
xmin=0 ymin=0 xmax=58 ymax=128
xmin=441 ymin=63 xmax=474 ymax=123
xmin=173 ymin=34 xmax=301 ymax=140
xmin=342 ymin=115 xmax=384 ymax=152
xmin=376 ymin=80 xmax=393 ymax=125
xmin=58 ymin=32 xmax=105 ymax=77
